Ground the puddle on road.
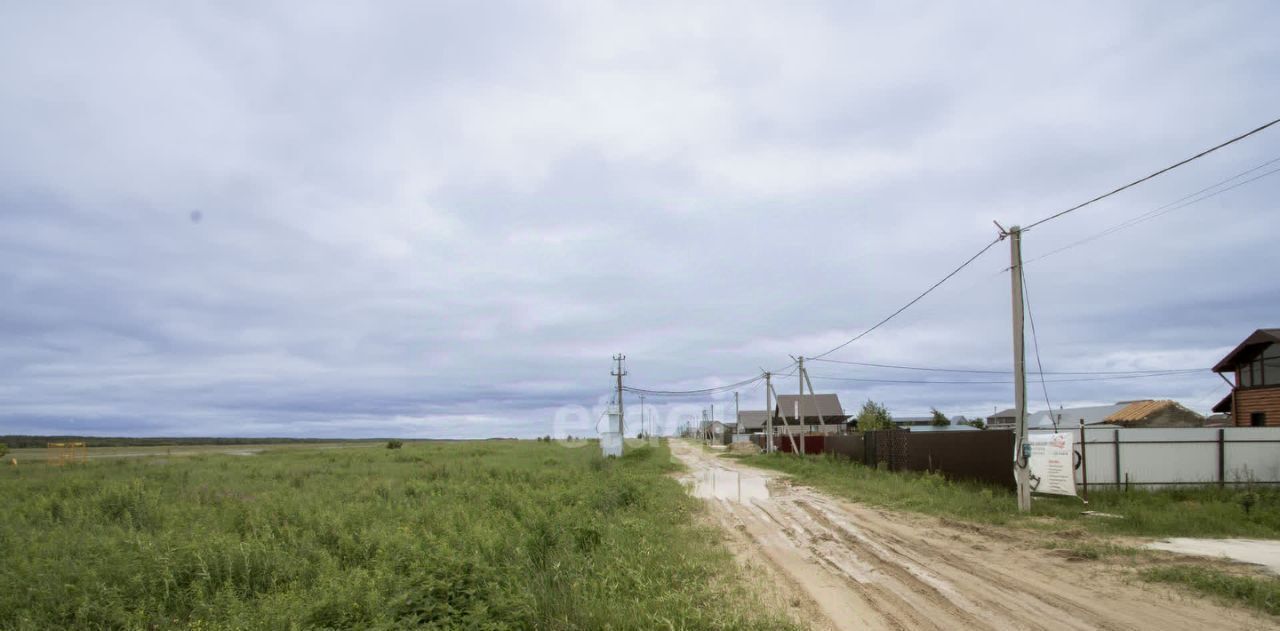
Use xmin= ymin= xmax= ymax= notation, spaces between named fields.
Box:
xmin=686 ymin=466 xmax=771 ymax=504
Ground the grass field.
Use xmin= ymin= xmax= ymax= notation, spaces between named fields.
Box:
xmin=0 ymin=440 xmax=796 ymax=630
xmin=6 ymin=442 xmax=376 ymax=462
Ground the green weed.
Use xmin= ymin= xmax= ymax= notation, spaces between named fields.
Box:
xmin=1141 ymin=566 xmax=1280 ymax=616
xmin=0 ymin=440 xmax=796 ymax=629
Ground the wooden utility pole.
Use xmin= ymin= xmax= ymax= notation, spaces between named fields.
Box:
xmin=1008 ymin=226 xmax=1031 ymax=512
xmin=612 ymin=354 xmax=627 ymax=437
xmin=803 ymin=367 xmax=826 ymax=426
xmin=797 ymin=357 xmax=805 ymax=433
xmin=765 ymin=372 xmax=774 ymax=453
xmin=772 ymin=382 xmax=801 ymax=454
xmin=639 ymin=393 xmax=645 ymax=439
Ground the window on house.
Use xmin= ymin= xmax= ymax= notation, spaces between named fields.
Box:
xmin=1240 ymin=365 xmax=1253 ymax=387
xmin=1264 ymin=344 xmax=1280 ymax=386
xmin=1251 ymin=412 xmax=1266 ymax=427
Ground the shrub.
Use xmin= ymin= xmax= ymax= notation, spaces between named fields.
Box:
xmin=856 ymin=399 xmax=893 ymax=431
xmin=386 ymin=440 xmax=404 ymax=449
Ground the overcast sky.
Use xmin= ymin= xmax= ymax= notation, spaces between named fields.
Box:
xmin=2 ymin=2 xmax=1278 ymax=438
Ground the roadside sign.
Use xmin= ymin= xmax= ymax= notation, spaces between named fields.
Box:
xmin=1027 ymin=432 xmax=1077 ymax=497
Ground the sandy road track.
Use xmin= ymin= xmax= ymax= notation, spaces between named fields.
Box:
xmin=672 ymin=441 xmax=1277 ymax=631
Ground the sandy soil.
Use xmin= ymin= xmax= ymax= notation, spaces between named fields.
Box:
xmin=672 ymin=441 xmax=1279 ymax=631
xmin=1147 ymin=538 xmax=1280 ymax=575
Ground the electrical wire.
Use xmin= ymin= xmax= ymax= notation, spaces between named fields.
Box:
xmin=1021 ymin=265 xmax=1056 ymax=430
xmin=808 ymin=235 xmax=1005 ymax=360
xmin=806 ymin=370 xmax=1209 ymax=385
xmin=807 ymin=357 xmax=1205 ymax=376
xmin=1025 ymin=159 xmax=1280 ymax=266
xmin=622 ymin=372 xmax=767 ymax=397
xmin=1022 ymin=117 xmax=1280 ymax=231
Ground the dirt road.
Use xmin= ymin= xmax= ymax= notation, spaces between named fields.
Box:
xmin=672 ymin=441 xmax=1276 ymax=631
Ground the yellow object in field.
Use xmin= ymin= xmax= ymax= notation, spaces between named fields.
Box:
xmin=47 ymin=442 xmax=87 ymax=466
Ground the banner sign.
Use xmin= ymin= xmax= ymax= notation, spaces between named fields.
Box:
xmin=1027 ymin=432 xmax=1077 ymax=497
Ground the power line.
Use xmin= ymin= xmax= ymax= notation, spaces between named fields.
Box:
xmin=807 ymin=356 xmax=1205 ymax=376
xmin=1023 ymin=117 xmax=1280 ymax=231
xmin=808 ymin=236 xmax=1005 ymax=360
xmin=622 ymin=372 xmax=767 ymax=397
xmin=1021 ymin=264 xmax=1055 ymax=429
xmin=1025 ymin=158 xmax=1280 ymax=266
xmin=807 ymin=370 xmax=1209 ymax=385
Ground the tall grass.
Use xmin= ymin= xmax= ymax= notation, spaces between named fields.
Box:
xmin=0 ymin=441 xmax=795 ymax=630
xmin=738 ymin=452 xmax=1280 ymax=538
xmin=1141 ymin=566 xmax=1280 ymax=616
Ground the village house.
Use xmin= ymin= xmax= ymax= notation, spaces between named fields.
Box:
xmin=1099 ymin=399 xmax=1204 ymax=428
xmin=1212 ymin=328 xmax=1280 ymax=426
xmin=773 ymin=393 xmax=849 ymax=434
xmin=986 ymin=408 xmax=1016 ymax=430
xmin=1002 ymin=400 xmax=1204 ymax=430
xmin=735 ymin=410 xmax=770 ymax=434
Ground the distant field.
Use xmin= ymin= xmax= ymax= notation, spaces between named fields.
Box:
xmin=0 ymin=440 xmax=794 ymax=629
xmin=6 ymin=441 xmax=377 ymax=462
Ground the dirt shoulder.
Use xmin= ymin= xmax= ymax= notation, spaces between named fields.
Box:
xmin=672 ymin=440 xmax=1279 ymax=631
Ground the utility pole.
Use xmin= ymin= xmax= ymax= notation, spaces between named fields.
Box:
xmin=764 ymin=372 xmax=774 ymax=453
xmin=1006 ymin=225 xmax=1031 ymax=512
xmin=639 ymin=393 xmax=645 ymax=439
xmin=612 ymin=354 xmax=627 ymax=437
xmin=734 ymin=391 xmax=739 ymax=428
xmin=797 ymin=356 xmax=805 ymax=421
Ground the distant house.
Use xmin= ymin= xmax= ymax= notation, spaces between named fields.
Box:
xmin=1022 ymin=400 xmax=1203 ymax=429
xmin=1028 ymin=403 xmax=1130 ymax=429
xmin=698 ymin=420 xmax=731 ymax=441
xmin=987 ymin=408 xmax=1016 ymax=430
xmin=736 ymin=410 xmax=770 ymax=434
xmin=1212 ymin=328 xmax=1280 ymax=427
xmin=891 ymin=416 xmax=936 ymax=428
xmin=909 ymin=424 xmax=980 ymax=432
xmin=773 ymin=394 xmax=849 ymax=434
xmin=1101 ymin=400 xmax=1204 ymax=428
xmin=1205 ymin=413 xmax=1232 ymax=428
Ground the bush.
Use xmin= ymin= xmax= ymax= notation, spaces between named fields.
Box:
xmin=856 ymin=399 xmax=893 ymax=431
xmin=0 ymin=443 xmax=7 ymax=459
xmin=386 ymin=440 xmax=404 ymax=450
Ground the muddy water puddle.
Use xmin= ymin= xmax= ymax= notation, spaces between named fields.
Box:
xmin=684 ymin=465 xmax=772 ymax=503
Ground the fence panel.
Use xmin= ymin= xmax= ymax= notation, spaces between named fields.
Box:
xmin=823 ymin=435 xmax=864 ymax=459
xmin=905 ymin=430 xmax=1014 ymax=488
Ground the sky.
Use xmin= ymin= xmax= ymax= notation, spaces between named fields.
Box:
xmin=2 ymin=2 xmax=1278 ymax=439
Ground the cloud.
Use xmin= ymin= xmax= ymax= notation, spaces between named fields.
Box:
xmin=1 ymin=1 xmax=1277 ymax=437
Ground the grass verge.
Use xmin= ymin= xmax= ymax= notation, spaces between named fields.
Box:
xmin=0 ymin=439 xmax=797 ymax=630
xmin=1141 ymin=566 xmax=1280 ymax=616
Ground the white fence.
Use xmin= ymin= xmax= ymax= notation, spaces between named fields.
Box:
xmin=1029 ymin=426 xmax=1280 ymax=489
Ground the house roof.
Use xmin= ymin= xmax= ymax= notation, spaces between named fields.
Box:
xmin=893 ymin=417 xmax=936 ymax=426
xmin=774 ymin=394 xmax=847 ymax=423
xmin=1027 ymin=403 xmax=1129 ymax=429
xmin=1212 ymin=329 xmax=1280 ymax=372
xmin=1104 ymin=400 xmax=1200 ymax=423
xmin=1212 ymin=392 xmax=1233 ymax=414
xmin=910 ymin=424 xmax=980 ymax=432
xmin=988 ymin=408 xmax=1016 ymax=419
xmin=736 ymin=410 xmax=770 ymax=430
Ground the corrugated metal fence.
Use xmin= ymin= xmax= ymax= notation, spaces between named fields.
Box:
xmin=751 ymin=426 xmax=1280 ymax=490
xmin=1031 ymin=426 xmax=1280 ymax=490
